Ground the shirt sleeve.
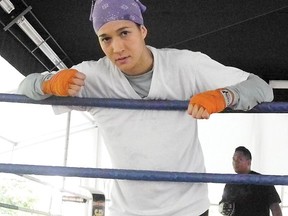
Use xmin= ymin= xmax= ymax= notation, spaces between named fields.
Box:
xmin=17 ymin=71 xmax=87 ymax=114
xmin=17 ymin=72 xmax=53 ymax=100
xmin=227 ymin=73 xmax=274 ymax=110
xmin=266 ymin=185 xmax=281 ymax=205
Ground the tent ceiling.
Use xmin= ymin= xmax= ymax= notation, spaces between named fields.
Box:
xmin=0 ymin=0 xmax=288 ymax=100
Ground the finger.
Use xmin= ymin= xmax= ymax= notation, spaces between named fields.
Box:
xmin=71 ymin=77 xmax=85 ymax=86
xmin=68 ymin=84 xmax=82 ymax=96
xmin=188 ymin=104 xmax=204 ymax=118
xmin=196 ymin=108 xmax=210 ymax=119
xmin=187 ymin=103 xmax=194 ymax=115
xmin=191 ymin=105 xmax=210 ymax=119
xmin=195 ymin=106 xmax=206 ymax=119
xmin=191 ymin=104 xmax=201 ymax=118
xmin=68 ymin=88 xmax=79 ymax=97
xmin=202 ymin=110 xmax=210 ymax=119
xmin=75 ymin=71 xmax=86 ymax=80
xmin=188 ymin=103 xmax=211 ymax=119
xmin=187 ymin=103 xmax=198 ymax=116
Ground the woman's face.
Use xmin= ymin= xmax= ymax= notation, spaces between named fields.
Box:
xmin=97 ymin=20 xmax=151 ymax=76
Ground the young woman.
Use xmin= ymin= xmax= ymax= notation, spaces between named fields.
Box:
xmin=18 ymin=0 xmax=273 ymax=215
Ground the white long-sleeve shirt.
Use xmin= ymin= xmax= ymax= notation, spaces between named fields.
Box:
xmin=18 ymin=46 xmax=273 ymax=216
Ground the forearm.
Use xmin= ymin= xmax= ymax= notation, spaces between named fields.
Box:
xmin=270 ymin=203 xmax=282 ymax=216
xmin=17 ymin=73 xmax=53 ymax=100
xmin=226 ymin=73 xmax=274 ymax=110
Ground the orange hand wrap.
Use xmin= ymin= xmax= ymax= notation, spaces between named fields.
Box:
xmin=189 ymin=89 xmax=227 ymax=114
xmin=42 ymin=69 xmax=78 ymax=96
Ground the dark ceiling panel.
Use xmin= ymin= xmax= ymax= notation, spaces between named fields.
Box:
xmin=0 ymin=0 xmax=288 ymax=100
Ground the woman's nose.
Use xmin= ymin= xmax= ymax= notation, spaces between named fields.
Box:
xmin=112 ymin=38 xmax=124 ymax=53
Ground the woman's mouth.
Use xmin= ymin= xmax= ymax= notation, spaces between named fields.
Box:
xmin=116 ymin=56 xmax=129 ymax=65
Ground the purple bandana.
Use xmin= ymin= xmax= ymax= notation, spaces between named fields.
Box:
xmin=90 ymin=0 xmax=147 ymax=32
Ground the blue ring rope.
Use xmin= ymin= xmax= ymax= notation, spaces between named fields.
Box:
xmin=0 ymin=163 xmax=287 ymax=185
xmin=1 ymin=93 xmax=288 ymax=113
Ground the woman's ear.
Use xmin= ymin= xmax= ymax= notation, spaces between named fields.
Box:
xmin=140 ymin=25 xmax=148 ymax=39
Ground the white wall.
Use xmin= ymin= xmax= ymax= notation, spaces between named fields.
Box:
xmin=199 ymin=113 xmax=288 ymax=175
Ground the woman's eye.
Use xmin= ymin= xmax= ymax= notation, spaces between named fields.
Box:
xmin=101 ymin=37 xmax=111 ymax=43
xmin=121 ymin=31 xmax=129 ymax=36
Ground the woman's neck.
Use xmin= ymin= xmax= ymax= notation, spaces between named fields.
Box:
xmin=123 ymin=47 xmax=154 ymax=76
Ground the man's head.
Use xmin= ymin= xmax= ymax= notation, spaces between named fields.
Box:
xmin=232 ymin=146 xmax=252 ymax=174
xmin=90 ymin=0 xmax=146 ymax=33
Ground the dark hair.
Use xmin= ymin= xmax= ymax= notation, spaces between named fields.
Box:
xmin=235 ymin=146 xmax=252 ymax=160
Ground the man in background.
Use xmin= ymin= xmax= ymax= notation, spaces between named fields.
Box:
xmin=219 ymin=146 xmax=282 ymax=216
